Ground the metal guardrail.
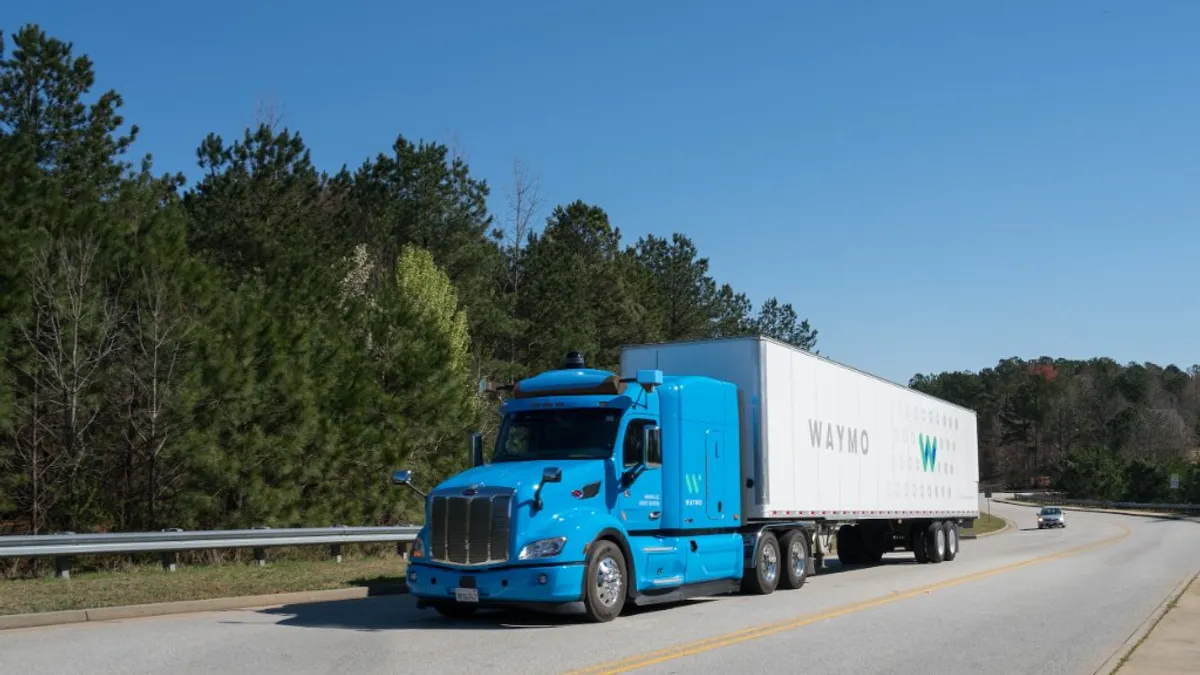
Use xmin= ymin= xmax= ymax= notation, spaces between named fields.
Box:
xmin=1009 ymin=494 xmax=1200 ymax=513
xmin=0 ymin=525 xmax=420 ymax=579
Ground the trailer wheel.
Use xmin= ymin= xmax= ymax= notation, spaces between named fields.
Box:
xmin=836 ymin=525 xmax=863 ymax=565
xmin=942 ymin=521 xmax=959 ymax=562
xmin=779 ymin=530 xmax=810 ymax=590
xmin=924 ymin=521 xmax=946 ymax=564
xmin=911 ymin=524 xmax=929 ymax=564
xmin=743 ymin=532 xmax=781 ymax=595
xmin=582 ymin=540 xmax=627 ymax=622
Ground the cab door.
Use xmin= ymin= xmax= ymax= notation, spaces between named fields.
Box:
xmin=616 ymin=417 xmax=663 ymax=530
xmin=617 ymin=417 xmax=677 ymax=590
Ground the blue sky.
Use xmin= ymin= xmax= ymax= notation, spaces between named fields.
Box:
xmin=13 ymin=1 xmax=1200 ymax=385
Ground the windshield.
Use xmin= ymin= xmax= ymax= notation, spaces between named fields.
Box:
xmin=1040 ymin=508 xmax=1061 ymax=515
xmin=493 ymin=408 xmax=622 ymax=462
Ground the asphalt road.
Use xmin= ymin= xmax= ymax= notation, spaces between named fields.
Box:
xmin=3 ymin=497 xmax=1198 ymax=675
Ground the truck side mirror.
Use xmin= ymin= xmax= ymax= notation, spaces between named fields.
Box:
xmin=533 ymin=466 xmax=562 ymax=512
xmin=470 ymin=431 xmax=485 ymax=467
xmin=390 ymin=469 xmax=427 ymax=497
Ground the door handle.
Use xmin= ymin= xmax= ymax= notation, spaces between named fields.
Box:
xmin=649 ymin=511 xmax=661 ymax=520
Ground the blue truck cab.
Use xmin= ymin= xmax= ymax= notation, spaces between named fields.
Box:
xmin=398 ymin=352 xmax=756 ymax=622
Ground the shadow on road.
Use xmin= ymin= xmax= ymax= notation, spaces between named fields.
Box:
xmin=816 ymin=555 xmax=916 ymax=576
xmin=242 ymin=589 xmax=719 ymax=632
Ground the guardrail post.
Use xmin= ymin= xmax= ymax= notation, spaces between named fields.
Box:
xmin=55 ymin=556 xmax=71 ymax=580
xmin=161 ymin=551 xmax=178 ymax=572
xmin=396 ymin=542 xmax=409 ymax=559
xmin=331 ymin=544 xmax=343 ymax=563
xmin=253 ymin=547 xmax=267 ymax=567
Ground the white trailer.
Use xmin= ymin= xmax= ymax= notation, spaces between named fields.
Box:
xmin=620 ymin=336 xmax=981 ymax=568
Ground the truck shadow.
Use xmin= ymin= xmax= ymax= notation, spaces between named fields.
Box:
xmin=814 ymin=555 xmax=916 ymax=576
xmin=250 ymin=590 xmax=720 ymax=632
xmin=253 ymin=594 xmax=574 ymax=631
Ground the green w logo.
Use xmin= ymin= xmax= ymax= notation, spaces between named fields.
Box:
xmin=684 ymin=473 xmax=702 ymax=494
xmin=919 ymin=434 xmax=937 ymax=472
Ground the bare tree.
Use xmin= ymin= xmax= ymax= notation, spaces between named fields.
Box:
xmin=445 ymin=130 xmax=470 ymax=166
xmin=501 ymin=158 xmax=543 ymax=291
xmin=252 ymin=92 xmax=287 ymax=132
xmin=118 ymin=265 xmax=196 ymax=529
xmin=500 ymin=158 xmax=543 ymax=368
xmin=12 ymin=237 xmax=123 ymax=531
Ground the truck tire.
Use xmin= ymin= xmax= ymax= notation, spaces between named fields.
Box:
xmin=924 ymin=521 xmax=946 ymax=564
xmin=779 ymin=530 xmax=810 ymax=590
xmin=743 ymin=531 xmax=781 ymax=595
xmin=911 ymin=525 xmax=929 ymax=564
xmin=836 ymin=525 xmax=863 ymax=565
xmin=942 ymin=521 xmax=959 ymax=562
xmin=582 ymin=539 xmax=627 ymax=622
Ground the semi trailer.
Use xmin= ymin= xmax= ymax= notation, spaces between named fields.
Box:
xmin=397 ymin=336 xmax=980 ymax=622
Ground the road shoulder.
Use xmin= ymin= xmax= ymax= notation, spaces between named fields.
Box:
xmin=0 ymin=584 xmax=407 ymax=631
xmin=1109 ymin=573 xmax=1200 ymax=675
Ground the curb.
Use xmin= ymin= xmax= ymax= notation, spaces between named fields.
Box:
xmin=1092 ymin=572 xmax=1198 ymax=675
xmin=0 ymin=583 xmax=408 ymax=632
xmin=962 ymin=516 xmax=1015 ymax=540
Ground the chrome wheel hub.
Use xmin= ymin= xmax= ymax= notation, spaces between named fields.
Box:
xmin=790 ymin=540 xmax=806 ymax=578
xmin=596 ymin=556 xmax=622 ymax=607
xmin=761 ymin=544 xmax=779 ymax=583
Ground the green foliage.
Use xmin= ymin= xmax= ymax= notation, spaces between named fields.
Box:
xmin=0 ymin=22 xmax=821 ymax=534
xmin=913 ymin=357 xmax=1200 ymax=497
xmin=1054 ymin=447 xmax=1126 ymax=501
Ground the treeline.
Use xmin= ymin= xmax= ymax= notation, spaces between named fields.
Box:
xmin=911 ymin=358 xmax=1200 ymax=502
xmin=0 ymin=25 xmax=818 ymax=535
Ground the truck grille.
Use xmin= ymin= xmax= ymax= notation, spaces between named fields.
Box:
xmin=429 ymin=493 xmax=513 ymax=565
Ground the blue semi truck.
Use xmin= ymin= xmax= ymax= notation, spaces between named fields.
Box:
xmin=395 ymin=337 xmax=980 ymax=622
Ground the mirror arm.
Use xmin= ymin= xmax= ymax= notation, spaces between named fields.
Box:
xmin=532 ymin=467 xmax=562 ymax=512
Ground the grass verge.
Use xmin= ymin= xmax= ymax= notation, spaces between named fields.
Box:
xmin=0 ymin=556 xmax=408 ymax=616
xmin=962 ymin=513 xmax=1007 ymax=536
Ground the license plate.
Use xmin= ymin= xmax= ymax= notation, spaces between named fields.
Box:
xmin=454 ymin=588 xmax=479 ymax=603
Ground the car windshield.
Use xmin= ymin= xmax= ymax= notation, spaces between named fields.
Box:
xmin=1040 ymin=508 xmax=1061 ymax=515
xmin=492 ymin=408 xmax=622 ymax=462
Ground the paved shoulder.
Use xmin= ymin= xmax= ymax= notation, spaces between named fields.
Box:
xmin=1115 ymin=574 xmax=1200 ymax=675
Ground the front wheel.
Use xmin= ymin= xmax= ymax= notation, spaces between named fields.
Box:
xmin=582 ymin=540 xmax=627 ymax=623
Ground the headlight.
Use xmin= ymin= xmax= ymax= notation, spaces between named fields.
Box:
xmin=410 ymin=537 xmax=425 ymax=559
xmin=519 ymin=537 xmax=567 ymax=560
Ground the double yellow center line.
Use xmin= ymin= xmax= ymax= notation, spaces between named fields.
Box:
xmin=562 ymin=524 xmax=1132 ymax=675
